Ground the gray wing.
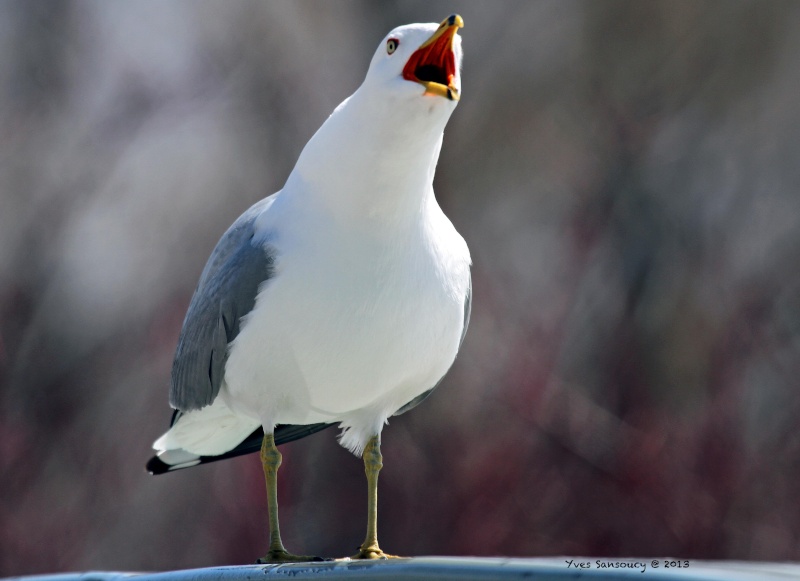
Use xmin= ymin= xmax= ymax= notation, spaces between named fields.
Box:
xmin=393 ymin=270 xmax=472 ymax=416
xmin=170 ymin=195 xmax=277 ymax=411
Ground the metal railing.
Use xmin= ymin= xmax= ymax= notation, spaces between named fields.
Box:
xmin=6 ymin=557 xmax=800 ymax=581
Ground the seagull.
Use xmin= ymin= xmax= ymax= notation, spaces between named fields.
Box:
xmin=147 ymin=14 xmax=471 ymax=563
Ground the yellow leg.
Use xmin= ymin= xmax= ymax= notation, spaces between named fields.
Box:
xmin=256 ymin=434 xmax=321 ymax=563
xmin=352 ymin=436 xmax=399 ymax=559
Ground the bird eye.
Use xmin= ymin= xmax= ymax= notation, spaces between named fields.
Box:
xmin=386 ymin=38 xmax=399 ymax=55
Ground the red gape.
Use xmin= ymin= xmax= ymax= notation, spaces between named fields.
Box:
xmin=402 ymin=24 xmax=458 ymax=89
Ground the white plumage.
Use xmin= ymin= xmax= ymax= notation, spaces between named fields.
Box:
xmin=150 ymin=13 xmax=470 ymax=562
xmin=152 ymin=19 xmax=470 ymax=464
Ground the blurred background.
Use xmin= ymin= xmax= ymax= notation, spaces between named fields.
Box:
xmin=2 ymin=0 xmax=800 ymax=574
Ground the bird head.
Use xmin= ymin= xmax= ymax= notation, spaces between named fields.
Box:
xmin=364 ymin=14 xmax=464 ymax=105
xmin=290 ymin=15 xmax=465 ymax=207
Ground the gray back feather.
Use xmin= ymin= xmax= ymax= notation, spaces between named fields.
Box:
xmin=170 ymin=195 xmax=277 ymax=411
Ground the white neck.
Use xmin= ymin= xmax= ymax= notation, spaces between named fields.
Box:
xmin=286 ymin=85 xmax=455 ymax=224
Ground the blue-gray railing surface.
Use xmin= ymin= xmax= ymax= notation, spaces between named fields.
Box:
xmin=6 ymin=557 xmax=800 ymax=581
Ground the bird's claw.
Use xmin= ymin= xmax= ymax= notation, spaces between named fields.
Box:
xmin=350 ymin=544 xmax=400 ymax=560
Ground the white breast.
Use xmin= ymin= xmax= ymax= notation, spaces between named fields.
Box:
xmin=220 ymin=191 xmax=470 ymax=450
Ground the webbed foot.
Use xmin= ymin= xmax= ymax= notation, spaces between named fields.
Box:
xmin=350 ymin=543 xmax=401 ymax=560
xmin=256 ymin=549 xmax=324 ymax=563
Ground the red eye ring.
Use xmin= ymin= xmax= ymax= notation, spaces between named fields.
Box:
xmin=386 ymin=38 xmax=399 ymax=55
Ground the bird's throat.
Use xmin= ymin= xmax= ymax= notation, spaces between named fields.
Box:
xmin=290 ymin=90 xmax=450 ymax=220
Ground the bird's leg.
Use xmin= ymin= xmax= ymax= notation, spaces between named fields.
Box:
xmin=352 ymin=435 xmax=399 ymax=559
xmin=256 ymin=433 xmax=321 ymax=563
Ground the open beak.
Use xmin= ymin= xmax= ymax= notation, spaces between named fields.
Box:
xmin=402 ymin=14 xmax=463 ymax=101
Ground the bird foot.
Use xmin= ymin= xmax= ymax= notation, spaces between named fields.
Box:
xmin=350 ymin=544 xmax=400 ymax=560
xmin=256 ymin=549 xmax=325 ymax=563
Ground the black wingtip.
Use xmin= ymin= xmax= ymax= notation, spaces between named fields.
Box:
xmin=145 ymin=422 xmax=336 ymax=475
xmin=145 ymin=455 xmax=172 ymax=475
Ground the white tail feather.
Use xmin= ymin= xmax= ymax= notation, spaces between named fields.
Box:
xmin=152 ymin=398 xmax=260 ymax=456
